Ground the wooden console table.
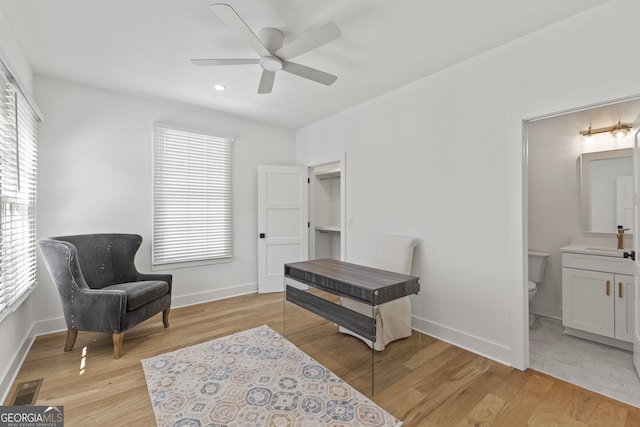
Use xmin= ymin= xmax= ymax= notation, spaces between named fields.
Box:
xmin=283 ymin=258 xmax=421 ymax=393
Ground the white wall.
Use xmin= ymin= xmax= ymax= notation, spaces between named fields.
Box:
xmin=0 ymin=7 xmax=32 ymax=93
xmin=32 ymin=76 xmax=296 ymax=331
xmin=296 ymin=0 xmax=640 ymax=368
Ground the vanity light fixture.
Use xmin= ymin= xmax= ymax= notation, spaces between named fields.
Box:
xmin=610 ymin=121 xmax=630 ymax=139
xmin=581 ymin=126 xmax=595 ymax=142
xmin=579 ymin=120 xmax=631 ymax=140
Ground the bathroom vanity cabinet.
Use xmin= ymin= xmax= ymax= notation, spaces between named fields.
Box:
xmin=561 ymin=248 xmax=634 ymax=350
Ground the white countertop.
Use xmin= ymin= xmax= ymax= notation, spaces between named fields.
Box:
xmin=561 ymin=244 xmax=628 ymax=258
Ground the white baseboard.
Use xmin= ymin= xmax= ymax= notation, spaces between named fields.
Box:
xmin=32 ymin=317 xmax=67 ymax=336
xmin=28 ymin=283 xmax=260 ymax=337
xmin=171 ymin=282 xmax=258 ymax=309
xmin=531 ymin=312 xmax=562 ymax=321
xmin=530 ymin=300 xmax=562 ymax=319
xmin=412 ymin=315 xmax=512 ymax=367
xmin=564 ymin=326 xmax=632 ymax=351
xmin=3 ymin=289 xmax=514 ymax=404
xmin=0 ymin=330 xmax=35 ymax=404
xmin=0 ymin=282 xmax=259 ymax=402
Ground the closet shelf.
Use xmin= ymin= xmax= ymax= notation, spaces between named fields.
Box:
xmin=314 ymin=164 xmax=341 ymax=180
xmin=315 ymin=225 xmax=341 ymax=233
xmin=316 ymin=170 xmax=340 ymax=180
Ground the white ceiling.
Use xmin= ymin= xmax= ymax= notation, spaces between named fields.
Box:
xmin=1 ymin=0 xmax=611 ymax=129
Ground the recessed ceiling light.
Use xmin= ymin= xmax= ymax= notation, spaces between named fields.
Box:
xmin=214 ymin=84 xmax=226 ymax=91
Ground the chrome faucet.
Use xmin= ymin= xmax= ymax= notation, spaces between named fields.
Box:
xmin=617 ymin=225 xmax=630 ymax=250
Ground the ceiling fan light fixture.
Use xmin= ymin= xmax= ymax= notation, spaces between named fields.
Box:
xmin=260 ymin=56 xmax=283 ymax=72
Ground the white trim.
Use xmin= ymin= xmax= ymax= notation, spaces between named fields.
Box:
xmin=0 ymin=328 xmax=34 ymax=404
xmin=170 ymin=283 xmax=257 ymax=308
xmin=0 ymin=48 xmax=43 ymax=122
xmin=31 ymin=317 xmax=66 ymax=337
xmin=0 ymin=283 xmax=259 ymax=400
xmin=412 ymin=315 xmax=512 ymax=367
xmin=525 ymin=94 xmax=640 ymax=124
xmin=521 ymin=118 xmax=530 ymax=370
xmin=23 ymin=283 xmax=260 ymax=337
xmin=564 ymin=326 xmax=633 ymax=351
xmin=151 ymin=256 xmax=232 ymax=272
xmin=152 ymin=121 xmax=234 ymax=143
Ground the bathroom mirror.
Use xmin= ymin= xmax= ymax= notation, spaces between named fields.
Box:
xmin=580 ymin=148 xmax=633 ymax=234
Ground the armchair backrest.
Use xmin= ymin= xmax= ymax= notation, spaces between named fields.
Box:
xmin=42 ymin=234 xmax=142 ymax=289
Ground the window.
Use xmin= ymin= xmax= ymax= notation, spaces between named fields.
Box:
xmin=153 ymin=123 xmax=233 ymax=265
xmin=0 ymin=61 xmax=38 ymax=320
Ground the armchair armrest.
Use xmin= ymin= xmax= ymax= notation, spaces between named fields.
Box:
xmin=135 ymin=273 xmax=173 ymax=293
xmin=66 ymin=288 xmax=127 ymax=333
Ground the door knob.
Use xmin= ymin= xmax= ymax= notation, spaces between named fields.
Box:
xmin=259 ymin=233 xmax=265 ymax=239
xmin=623 ymin=251 xmax=635 ymax=261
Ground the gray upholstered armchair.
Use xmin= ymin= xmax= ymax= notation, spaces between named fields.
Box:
xmin=38 ymin=234 xmax=172 ymax=359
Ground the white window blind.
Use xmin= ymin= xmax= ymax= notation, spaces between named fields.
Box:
xmin=0 ymin=62 xmax=38 ymax=320
xmin=153 ymin=123 xmax=233 ymax=265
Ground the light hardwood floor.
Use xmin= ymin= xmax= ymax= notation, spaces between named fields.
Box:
xmin=5 ymin=292 xmax=640 ymax=426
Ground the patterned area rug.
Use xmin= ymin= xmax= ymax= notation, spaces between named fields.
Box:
xmin=142 ymin=325 xmax=403 ymax=426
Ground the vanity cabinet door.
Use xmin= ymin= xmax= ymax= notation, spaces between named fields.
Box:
xmin=562 ymin=268 xmax=615 ymax=338
xmin=614 ymin=274 xmax=635 ymax=342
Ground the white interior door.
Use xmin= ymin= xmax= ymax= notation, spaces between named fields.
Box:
xmin=257 ymin=165 xmax=309 ymax=293
xmin=633 ymin=117 xmax=640 ymax=377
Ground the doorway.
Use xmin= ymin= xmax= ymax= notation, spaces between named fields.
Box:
xmin=525 ymin=97 xmax=640 ymax=406
xmin=308 ymin=155 xmax=346 ymax=261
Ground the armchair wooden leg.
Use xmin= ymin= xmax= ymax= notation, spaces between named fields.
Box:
xmin=112 ymin=332 xmax=124 ymax=359
xmin=162 ymin=307 xmax=170 ymax=328
xmin=64 ymin=328 xmax=78 ymax=352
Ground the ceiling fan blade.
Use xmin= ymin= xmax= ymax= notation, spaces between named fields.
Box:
xmin=191 ymin=59 xmax=261 ymax=66
xmin=211 ymin=3 xmax=271 ymax=58
xmin=282 ymin=62 xmax=337 ymax=86
xmin=276 ymin=21 xmax=341 ymax=60
xmin=258 ymin=70 xmax=276 ymax=94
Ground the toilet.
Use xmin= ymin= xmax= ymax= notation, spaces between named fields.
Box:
xmin=528 ymin=251 xmax=549 ymax=326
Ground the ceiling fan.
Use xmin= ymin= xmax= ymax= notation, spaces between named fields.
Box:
xmin=191 ymin=3 xmax=341 ymax=94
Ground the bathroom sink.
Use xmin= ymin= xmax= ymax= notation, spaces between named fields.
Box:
xmin=580 ymin=246 xmax=628 ymax=258
xmin=585 ymin=247 xmax=621 ymax=253
xmin=561 ymin=244 xmax=630 ymax=258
